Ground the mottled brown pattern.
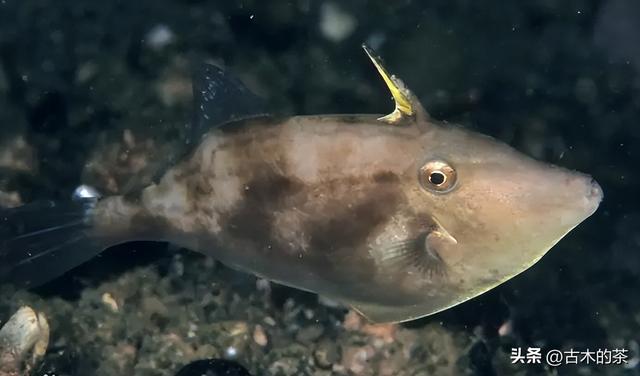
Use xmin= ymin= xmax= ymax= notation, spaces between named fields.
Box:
xmin=121 ymin=105 xmax=603 ymax=324
xmin=306 ymin=189 xmax=401 ymax=253
xmin=209 ymin=120 xmax=305 ymax=253
xmin=301 ymin=185 xmax=405 ymax=286
xmin=372 ymin=171 xmax=400 ymax=184
xmin=184 ymin=117 xmax=414 ymax=295
xmin=178 ymin=161 xmax=213 ymax=218
xmin=224 ymin=171 xmax=304 ymax=250
xmin=92 ymin=196 xmax=174 ymax=242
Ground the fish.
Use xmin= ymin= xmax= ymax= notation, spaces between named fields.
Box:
xmin=0 ymin=45 xmax=602 ymax=323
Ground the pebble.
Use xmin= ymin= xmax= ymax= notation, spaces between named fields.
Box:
xmin=267 ymin=357 xmax=303 ymax=376
xmin=253 ymin=324 xmax=268 ymax=347
xmin=101 ymin=292 xmax=119 ymax=312
xmin=341 ymin=345 xmax=375 ymax=374
xmin=498 ymin=319 xmax=513 ymax=337
xmin=342 ymin=310 xmax=363 ymax=331
xmin=142 ymin=296 xmax=170 ymax=321
xmin=295 ymin=324 xmax=325 ymax=343
xmin=0 ymin=306 xmax=50 ymax=375
xmin=360 ymin=323 xmax=396 ymax=344
xmin=0 ymin=190 xmax=21 ymax=208
xmin=313 ymin=339 xmax=341 ymax=369
xmin=0 ymin=135 xmax=36 ymax=173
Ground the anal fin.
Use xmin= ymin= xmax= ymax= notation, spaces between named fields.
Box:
xmin=347 ymin=292 xmax=466 ymax=324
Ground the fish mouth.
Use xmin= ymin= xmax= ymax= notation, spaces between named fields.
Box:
xmin=547 ymin=174 xmax=603 ymax=236
xmin=588 ymin=178 xmax=603 ymax=208
xmin=582 ymin=177 xmax=603 ymax=218
xmin=557 ymin=171 xmax=603 ymax=221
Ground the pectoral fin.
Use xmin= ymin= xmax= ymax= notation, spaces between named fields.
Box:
xmin=369 ymin=235 xmax=447 ymax=278
xmin=362 ymin=44 xmax=429 ymax=126
xmin=369 ymin=218 xmax=457 ymax=279
xmin=358 ymin=218 xmax=461 ymax=323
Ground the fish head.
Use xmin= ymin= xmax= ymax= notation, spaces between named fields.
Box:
xmin=345 ymin=45 xmax=603 ymax=323
xmin=410 ymin=123 xmax=602 ymax=292
xmin=362 ymin=122 xmax=602 ymax=322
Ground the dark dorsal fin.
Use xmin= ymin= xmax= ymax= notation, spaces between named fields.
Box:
xmin=188 ymin=63 xmax=268 ymax=145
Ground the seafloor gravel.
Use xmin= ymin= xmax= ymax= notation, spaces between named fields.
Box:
xmin=1 ymin=0 xmax=639 ymax=375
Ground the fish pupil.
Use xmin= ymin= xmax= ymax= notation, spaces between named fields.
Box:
xmin=429 ymin=171 xmax=446 ymax=185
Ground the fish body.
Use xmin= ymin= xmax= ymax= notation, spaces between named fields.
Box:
xmin=0 ymin=46 xmax=602 ymax=323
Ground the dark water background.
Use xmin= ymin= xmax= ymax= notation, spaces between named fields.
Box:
xmin=0 ymin=0 xmax=638 ymax=375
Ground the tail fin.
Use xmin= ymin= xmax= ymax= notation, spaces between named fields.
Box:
xmin=0 ymin=200 xmax=106 ymax=288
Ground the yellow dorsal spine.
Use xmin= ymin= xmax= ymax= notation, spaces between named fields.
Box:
xmin=362 ymin=44 xmax=429 ymax=126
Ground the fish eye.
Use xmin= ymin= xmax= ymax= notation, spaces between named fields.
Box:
xmin=419 ymin=160 xmax=457 ymax=193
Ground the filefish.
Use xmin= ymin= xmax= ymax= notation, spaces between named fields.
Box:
xmin=0 ymin=45 xmax=602 ymax=323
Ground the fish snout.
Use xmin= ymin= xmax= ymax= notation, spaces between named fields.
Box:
xmin=586 ymin=177 xmax=603 ymax=213
xmin=587 ymin=178 xmax=603 ymax=202
xmin=565 ymin=173 xmax=603 ymax=217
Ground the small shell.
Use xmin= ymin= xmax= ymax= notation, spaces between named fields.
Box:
xmin=101 ymin=292 xmax=120 ymax=313
xmin=0 ymin=306 xmax=50 ymax=375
